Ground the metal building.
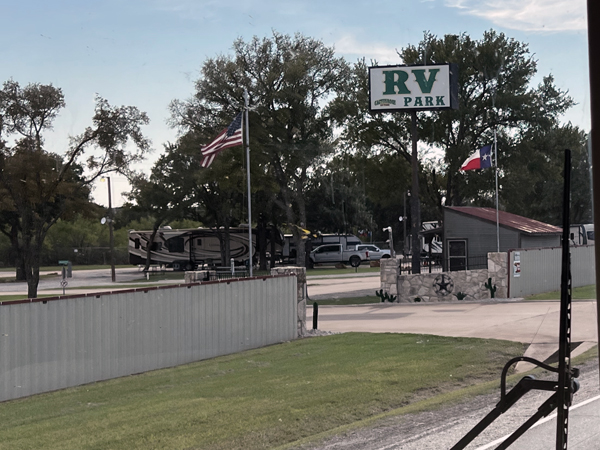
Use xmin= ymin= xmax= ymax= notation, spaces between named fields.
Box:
xmin=443 ymin=207 xmax=562 ymax=271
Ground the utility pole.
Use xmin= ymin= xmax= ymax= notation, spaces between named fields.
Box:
xmin=102 ymin=176 xmax=116 ymax=282
xmin=410 ymin=112 xmax=421 ymax=274
xmin=402 ymin=190 xmax=410 ymax=255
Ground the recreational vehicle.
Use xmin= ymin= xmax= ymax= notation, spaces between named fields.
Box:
xmin=129 ymin=227 xmax=282 ymax=270
xmin=570 ymin=223 xmax=595 ymax=245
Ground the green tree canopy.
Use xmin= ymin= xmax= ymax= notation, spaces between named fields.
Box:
xmin=0 ymin=80 xmax=150 ymax=297
xmin=169 ymin=31 xmax=351 ymax=266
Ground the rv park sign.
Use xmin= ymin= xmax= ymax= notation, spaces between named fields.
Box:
xmin=368 ymin=64 xmax=458 ymax=112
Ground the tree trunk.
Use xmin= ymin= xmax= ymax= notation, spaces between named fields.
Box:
xmin=9 ymin=225 xmax=26 ymax=281
xmin=23 ymin=242 xmax=41 ymax=299
xmin=258 ymin=216 xmax=268 ymax=271
xmin=144 ymin=226 xmax=160 ymax=271
xmin=270 ymin=225 xmax=277 ymax=269
xmin=26 ymin=265 xmax=40 ymax=299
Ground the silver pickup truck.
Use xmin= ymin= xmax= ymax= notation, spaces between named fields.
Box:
xmin=309 ymin=243 xmax=369 ymax=267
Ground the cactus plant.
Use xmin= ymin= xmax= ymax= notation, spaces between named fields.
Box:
xmin=375 ymin=289 xmax=397 ymax=302
xmin=455 ymin=291 xmax=467 ymax=300
xmin=484 ymin=278 xmax=497 ymax=298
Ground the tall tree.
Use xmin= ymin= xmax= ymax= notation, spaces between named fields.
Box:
xmin=126 ymin=143 xmax=195 ymax=270
xmin=170 ymin=32 xmax=350 ymax=267
xmin=398 ymin=31 xmax=575 ymax=208
xmin=0 ymin=81 xmax=150 ymax=297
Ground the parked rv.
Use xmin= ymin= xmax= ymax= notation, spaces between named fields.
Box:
xmin=309 ymin=244 xmax=369 ymax=267
xmin=128 ymin=227 xmax=282 ymax=270
xmin=570 ymin=223 xmax=595 ymax=245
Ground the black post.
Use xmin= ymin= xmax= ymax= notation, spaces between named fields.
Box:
xmin=586 ymin=0 xmax=600 ymax=384
xmin=312 ymin=302 xmax=318 ymax=330
xmin=410 ymin=111 xmax=421 ymax=274
xmin=556 ymin=149 xmax=572 ymax=449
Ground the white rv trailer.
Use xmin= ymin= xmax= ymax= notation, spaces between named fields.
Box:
xmin=569 ymin=223 xmax=595 ymax=245
xmin=129 ymin=227 xmax=282 ymax=270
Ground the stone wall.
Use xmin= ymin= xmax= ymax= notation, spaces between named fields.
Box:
xmin=488 ymin=252 xmax=508 ymax=298
xmin=271 ymin=266 xmax=307 ymax=336
xmin=380 ymin=253 xmax=508 ymax=302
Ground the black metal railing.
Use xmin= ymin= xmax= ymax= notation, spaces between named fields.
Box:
xmin=399 ymin=254 xmax=488 ymax=274
xmin=447 ymin=254 xmax=488 ymax=272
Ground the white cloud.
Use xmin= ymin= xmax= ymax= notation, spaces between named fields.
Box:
xmin=445 ymin=0 xmax=587 ymax=32
xmin=333 ymin=35 xmax=401 ymax=64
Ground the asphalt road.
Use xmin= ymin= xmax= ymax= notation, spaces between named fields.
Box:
xmin=0 ymin=267 xmax=172 ymax=296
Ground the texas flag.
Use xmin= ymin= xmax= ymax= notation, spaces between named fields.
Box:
xmin=460 ymin=145 xmax=493 ymax=171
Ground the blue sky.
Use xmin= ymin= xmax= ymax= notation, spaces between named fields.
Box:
xmin=1 ymin=0 xmax=589 ymax=206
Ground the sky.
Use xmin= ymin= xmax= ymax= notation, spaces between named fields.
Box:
xmin=1 ymin=0 xmax=590 ymax=207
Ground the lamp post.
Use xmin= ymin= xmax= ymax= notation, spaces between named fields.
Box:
xmin=383 ymin=226 xmax=394 ymax=258
xmin=401 ymin=191 xmax=410 ymax=255
xmin=101 ymin=177 xmax=116 ymax=282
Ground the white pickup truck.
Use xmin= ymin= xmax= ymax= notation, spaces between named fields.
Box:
xmin=355 ymin=244 xmax=392 ymax=260
xmin=309 ymin=243 xmax=369 ymax=267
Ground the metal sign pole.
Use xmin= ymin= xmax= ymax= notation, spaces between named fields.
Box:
xmin=243 ymin=90 xmax=253 ymax=277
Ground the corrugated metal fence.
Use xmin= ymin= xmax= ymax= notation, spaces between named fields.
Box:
xmin=0 ymin=275 xmax=297 ymax=402
xmin=509 ymin=245 xmax=596 ymax=297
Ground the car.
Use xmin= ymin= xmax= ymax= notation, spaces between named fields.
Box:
xmin=355 ymin=244 xmax=392 ymax=260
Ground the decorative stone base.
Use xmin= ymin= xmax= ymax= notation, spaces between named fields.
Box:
xmin=380 ymin=253 xmax=509 ymax=302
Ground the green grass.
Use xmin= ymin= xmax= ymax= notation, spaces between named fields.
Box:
xmin=307 ymin=266 xmax=380 ymax=276
xmin=0 ymin=333 xmax=525 ymax=450
xmin=525 ymin=284 xmax=597 ymax=300
xmin=310 ymin=295 xmax=380 ymax=305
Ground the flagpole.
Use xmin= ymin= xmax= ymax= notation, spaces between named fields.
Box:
xmin=494 ymin=128 xmax=500 ymax=253
xmin=243 ymin=89 xmax=253 ymax=277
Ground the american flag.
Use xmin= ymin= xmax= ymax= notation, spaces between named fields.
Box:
xmin=200 ymin=113 xmax=244 ymax=168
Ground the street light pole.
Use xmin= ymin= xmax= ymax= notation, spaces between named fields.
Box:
xmin=403 ymin=191 xmax=410 ymax=255
xmin=106 ymin=177 xmax=116 ymax=282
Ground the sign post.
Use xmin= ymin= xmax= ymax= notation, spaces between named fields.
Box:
xmin=368 ymin=64 xmax=458 ymax=273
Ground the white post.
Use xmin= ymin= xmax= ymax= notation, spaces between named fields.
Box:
xmin=243 ymin=90 xmax=253 ymax=277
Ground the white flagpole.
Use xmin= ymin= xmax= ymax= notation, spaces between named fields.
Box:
xmin=243 ymin=90 xmax=253 ymax=276
xmin=494 ymin=129 xmax=500 ymax=252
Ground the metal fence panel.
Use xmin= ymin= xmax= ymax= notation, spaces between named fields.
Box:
xmin=509 ymin=245 xmax=595 ymax=297
xmin=0 ymin=275 xmax=297 ymax=402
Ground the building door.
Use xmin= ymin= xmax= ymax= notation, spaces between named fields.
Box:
xmin=448 ymin=239 xmax=467 ymax=271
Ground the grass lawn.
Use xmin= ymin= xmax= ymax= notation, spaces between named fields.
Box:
xmin=307 ymin=266 xmax=380 ymax=276
xmin=0 ymin=333 xmax=525 ymax=450
xmin=525 ymin=284 xmax=597 ymax=301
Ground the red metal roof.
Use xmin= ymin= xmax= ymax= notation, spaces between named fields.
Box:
xmin=446 ymin=207 xmax=562 ymax=234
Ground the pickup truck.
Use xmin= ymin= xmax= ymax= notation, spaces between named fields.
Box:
xmin=355 ymin=244 xmax=392 ymax=260
xmin=309 ymin=243 xmax=369 ymax=267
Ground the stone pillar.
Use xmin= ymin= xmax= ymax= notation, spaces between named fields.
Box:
xmin=380 ymin=258 xmax=400 ymax=297
xmin=271 ymin=266 xmax=307 ymax=337
xmin=487 ymin=252 xmax=509 ymax=298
